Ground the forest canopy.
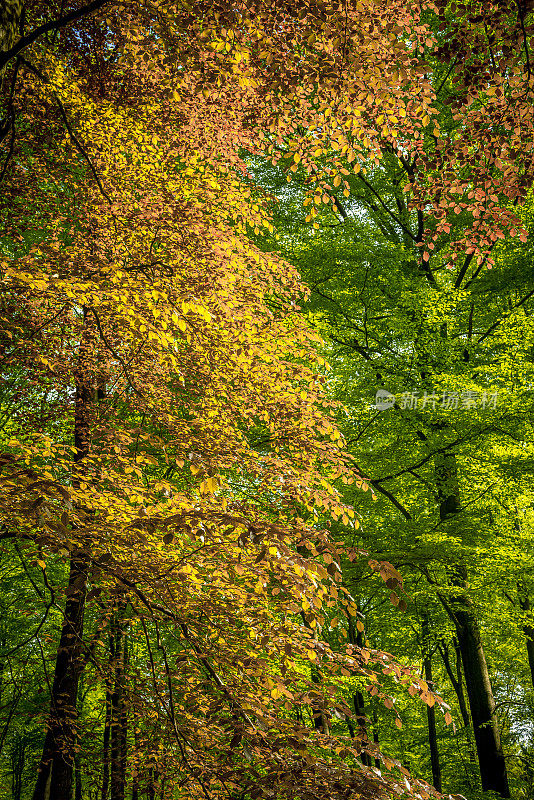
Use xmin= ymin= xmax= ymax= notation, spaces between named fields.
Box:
xmin=1 ymin=1 xmax=534 ymax=799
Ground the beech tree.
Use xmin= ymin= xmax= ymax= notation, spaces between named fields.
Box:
xmin=0 ymin=2 xmax=456 ymax=800
xmin=2 ymin=1 xmax=534 ymax=798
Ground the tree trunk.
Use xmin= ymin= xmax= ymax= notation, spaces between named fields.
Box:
xmin=102 ymin=670 xmax=112 ymax=800
xmin=301 ymin=608 xmax=329 ymax=734
xmin=518 ymin=594 xmax=534 ymax=688
xmin=74 ymin=754 xmax=83 ymax=800
xmin=435 ymin=451 xmax=509 ymax=797
xmin=347 ymin=611 xmax=372 ymax=766
xmin=32 ymin=551 xmax=89 ymax=800
xmin=147 ymin=768 xmax=156 ymax=800
xmin=438 ymin=637 xmax=476 ymax=762
xmin=131 ymin=675 xmax=139 ymax=800
xmin=10 ymin=733 xmax=25 ymax=800
xmin=421 ymin=615 xmax=442 ymax=792
xmin=371 ymin=709 xmax=380 ymax=770
xmin=111 ymin=603 xmax=128 ymax=800
xmin=454 ymin=595 xmax=509 ymax=795
xmin=438 ymin=638 xmax=470 ymax=730
xmin=33 ymin=307 xmax=94 ymax=800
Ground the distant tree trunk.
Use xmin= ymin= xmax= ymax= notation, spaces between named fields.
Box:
xmin=421 ymin=615 xmax=442 ymax=792
xmin=131 ymin=686 xmax=139 ymax=800
xmin=74 ymin=753 xmax=83 ymax=800
xmin=102 ymin=670 xmax=112 ymax=800
xmin=437 ymin=637 xmax=476 ymax=762
xmin=371 ymin=709 xmax=380 ymax=770
xmin=10 ymin=733 xmax=25 ymax=800
xmin=301 ymin=608 xmax=329 ymax=734
xmin=435 ymin=451 xmax=509 ymax=797
xmin=147 ymin=768 xmax=157 ymax=800
xmin=310 ymin=662 xmax=329 ymax=734
xmin=111 ymin=603 xmax=128 ymax=800
xmin=32 ymin=307 xmax=93 ymax=800
xmin=347 ymin=611 xmax=372 ymax=766
xmin=518 ymin=593 xmax=534 ymax=689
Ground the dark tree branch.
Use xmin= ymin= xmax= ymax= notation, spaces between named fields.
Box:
xmin=20 ymin=58 xmax=112 ymax=203
xmin=357 ymin=173 xmax=417 ymax=242
xmin=477 ymin=289 xmax=534 ymax=344
xmin=0 ymin=0 xmax=113 ymax=71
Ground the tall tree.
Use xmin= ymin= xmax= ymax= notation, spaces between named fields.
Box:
xmin=0 ymin=3 xmax=451 ymax=799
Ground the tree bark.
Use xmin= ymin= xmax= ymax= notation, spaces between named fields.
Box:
xmin=147 ymin=768 xmax=156 ymax=800
xmin=371 ymin=709 xmax=380 ymax=770
xmin=102 ymin=626 xmax=114 ymax=800
xmin=32 ymin=307 xmax=93 ymax=800
xmin=111 ymin=605 xmax=128 ymax=800
xmin=74 ymin=753 xmax=83 ymax=800
xmin=421 ymin=615 xmax=442 ymax=792
xmin=437 ymin=637 xmax=476 ymax=762
xmin=32 ymin=551 xmax=89 ymax=800
xmin=438 ymin=638 xmax=470 ymax=730
xmin=518 ymin=593 xmax=534 ymax=688
xmin=347 ymin=611 xmax=372 ymax=766
xmin=435 ymin=451 xmax=509 ymax=797
xmin=10 ymin=733 xmax=25 ymax=800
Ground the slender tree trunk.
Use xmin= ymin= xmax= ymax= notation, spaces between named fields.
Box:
xmin=421 ymin=615 xmax=442 ymax=792
xmin=102 ymin=667 xmax=113 ymax=800
xmin=33 ymin=307 xmax=94 ymax=800
xmin=74 ymin=753 xmax=83 ymax=800
xmin=121 ymin=637 xmax=129 ymax=790
xmin=438 ymin=638 xmax=470 ymax=729
xmin=371 ymin=709 xmax=380 ymax=770
xmin=32 ymin=551 xmax=89 ymax=800
xmin=518 ymin=594 xmax=534 ymax=688
xmin=347 ymin=611 xmax=372 ymax=766
xmin=10 ymin=734 xmax=25 ymax=800
xmin=435 ymin=451 xmax=509 ymax=797
xmin=453 ymin=637 xmax=472 ymax=735
xmin=310 ymin=662 xmax=329 ymax=734
xmin=130 ymin=743 xmax=138 ymax=800
xmin=111 ymin=603 xmax=128 ymax=800
xmin=147 ymin=768 xmax=156 ymax=800
xmin=438 ymin=638 xmax=476 ymax=762
xmin=300 ymin=607 xmax=329 ymax=734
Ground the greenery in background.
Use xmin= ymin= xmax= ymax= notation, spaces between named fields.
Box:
xmin=247 ymin=143 xmax=534 ymax=799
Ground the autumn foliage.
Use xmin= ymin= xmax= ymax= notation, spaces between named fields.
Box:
xmin=1 ymin=1 xmax=534 ymax=798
